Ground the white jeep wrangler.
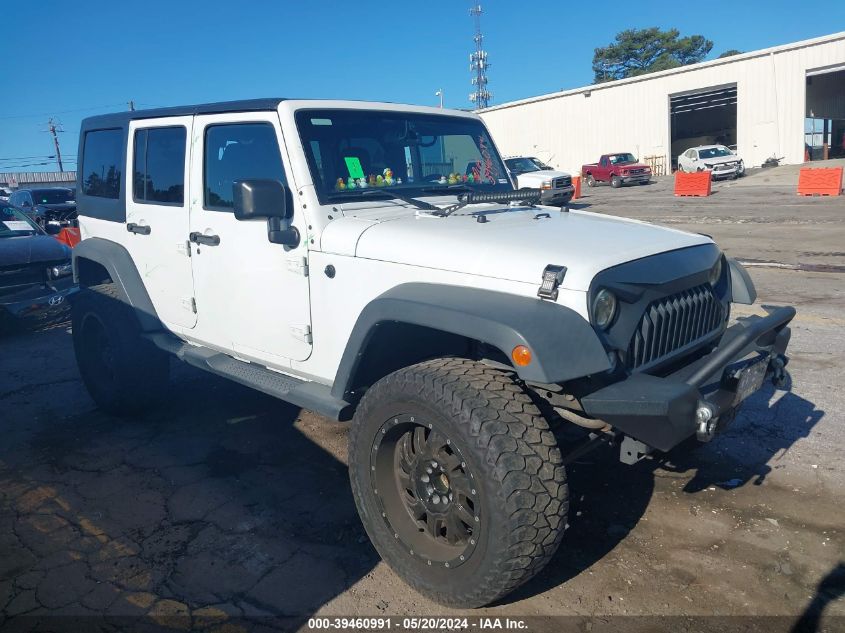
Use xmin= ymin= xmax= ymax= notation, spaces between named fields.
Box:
xmin=70 ymin=99 xmax=794 ymax=607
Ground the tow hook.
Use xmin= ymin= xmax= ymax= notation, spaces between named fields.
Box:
xmin=771 ymin=355 xmax=789 ymax=389
xmin=695 ymin=402 xmax=718 ymax=442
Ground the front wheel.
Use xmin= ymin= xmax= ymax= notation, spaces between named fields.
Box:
xmin=349 ymin=358 xmax=568 ymax=607
xmin=72 ymin=284 xmax=169 ymax=416
xmin=610 ymin=175 xmax=622 ymax=188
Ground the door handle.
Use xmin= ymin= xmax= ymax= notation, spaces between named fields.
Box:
xmin=127 ymin=223 xmax=151 ymax=235
xmin=189 ymin=231 xmax=220 ymax=246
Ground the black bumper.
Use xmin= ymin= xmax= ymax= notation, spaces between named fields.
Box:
xmin=540 ymin=186 xmax=575 ymax=205
xmin=0 ymin=279 xmax=77 ymax=327
xmin=581 ymin=306 xmax=795 ymax=452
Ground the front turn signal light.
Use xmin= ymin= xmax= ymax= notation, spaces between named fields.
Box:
xmin=511 ymin=345 xmax=532 ymax=367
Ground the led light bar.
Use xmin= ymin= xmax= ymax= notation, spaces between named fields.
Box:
xmin=461 ymin=188 xmax=543 ymax=204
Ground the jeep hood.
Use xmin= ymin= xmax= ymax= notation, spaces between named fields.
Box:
xmin=321 ymin=206 xmax=711 ymax=292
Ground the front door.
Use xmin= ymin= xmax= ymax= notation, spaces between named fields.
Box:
xmin=125 ymin=116 xmax=196 ymax=328
xmin=187 ymin=112 xmax=312 ymax=365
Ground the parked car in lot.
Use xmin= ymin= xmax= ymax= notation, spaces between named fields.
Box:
xmin=8 ymin=186 xmax=77 ymax=225
xmin=70 ymin=98 xmax=793 ymax=608
xmin=0 ymin=187 xmax=12 ymax=201
xmin=503 ymin=156 xmax=574 ymax=206
xmin=678 ymin=145 xmax=745 ymax=179
xmin=582 ymin=153 xmax=651 ymax=188
xmin=0 ymin=201 xmax=75 ymax=329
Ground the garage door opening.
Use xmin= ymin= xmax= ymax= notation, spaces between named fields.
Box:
xmin=670 ymin=85 xmax=738 ymax=170
xmin=806 ymin=68 xmax=845 ymax=161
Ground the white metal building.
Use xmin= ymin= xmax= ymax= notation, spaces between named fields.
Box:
xmin=0 ymin=171 xmax=76 ymax=190
xmin=479 ymin=32 xmax=845 ymax=174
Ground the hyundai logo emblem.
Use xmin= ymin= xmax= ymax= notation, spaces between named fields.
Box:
xmin=48 ymin=295 xmax=64 ymax=306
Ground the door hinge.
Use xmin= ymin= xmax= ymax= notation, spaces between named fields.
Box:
xmin=177 ymin=240 xmax=191 ymax=257
xmin=290 ymin=324 xmax=312 ymax=344
xmin=286 ymin=256 xmax=309 ymax=277
xmin=182 ymin=297 xmax=197 ymax=313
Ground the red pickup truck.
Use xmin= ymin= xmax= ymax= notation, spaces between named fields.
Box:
xmin=582 ymin=153 xmax=652 ymax=188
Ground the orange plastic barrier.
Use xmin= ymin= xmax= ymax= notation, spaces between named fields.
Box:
xmin=572 ymin=175 xmax=581 ymax=200
xmin=797 ymin=167 xmax=842 ymax=196
xmin=674 ymin=170 xmax=712 ymax=197
xmin=55 ymin=227 xmax=81 ymax=248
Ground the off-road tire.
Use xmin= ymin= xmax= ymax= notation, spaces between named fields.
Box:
xmin=72 ymin=284 xmax=169 ymax=416
xmin=349 ymin=358 xmax=568 ymax=607
xmin=610 ymin=175 xmax=622 ymax=188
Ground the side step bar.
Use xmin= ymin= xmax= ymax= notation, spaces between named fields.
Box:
xmin=144 ymin=333 xmax=353 ymax=421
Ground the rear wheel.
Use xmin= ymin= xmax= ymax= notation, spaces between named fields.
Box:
xmin=72 ymin=284 xmax=169 ymax=415
xmin=349 ymin=358 xmax=568 ymax=607
xmin=610 ymin=175 xmax=622 ymax=188
xmin=585 ymin=174 xmax=596 ymax=187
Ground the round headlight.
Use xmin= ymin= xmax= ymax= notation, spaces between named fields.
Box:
xmin=709 ymin=257 xmax=723 ymax=286
xmin=593 ymin=289 xmax=617 ymax=329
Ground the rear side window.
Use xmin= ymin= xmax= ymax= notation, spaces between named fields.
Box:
xmin=133 ymin=127 xmax=186 ymax=204
xmin=203 ymin=123 xmax=286 ymax=211
xmin=81 ymin=129 xmax=123 ymax=199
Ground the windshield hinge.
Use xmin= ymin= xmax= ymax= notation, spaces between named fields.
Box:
xmin=290 ymin=324 xmax=312 ymax=344
xmin=287 ymin=256 xmax=309 ymax=277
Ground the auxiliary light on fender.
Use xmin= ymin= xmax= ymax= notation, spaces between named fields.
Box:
xmin=511 ymin=345 xmax=532 ymax=367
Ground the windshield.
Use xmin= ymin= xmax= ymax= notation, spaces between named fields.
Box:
xmin=505 ymin=157 xmax=551 ymax=174
xmin=698 ymin=146 xmax=732 ymax=159
xmin=0 ymin=203 xmax=41 ymax=237
xmin=31 ymin=189 xmax=75 ymax=205
xmin=296 ymin=109 xmax=512 ymax=203
xmin=608 ymin=153 xmax=637 ymax=165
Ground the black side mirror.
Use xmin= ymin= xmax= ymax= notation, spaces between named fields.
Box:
xmin=232 ymin=179 xmax=299 ymax=247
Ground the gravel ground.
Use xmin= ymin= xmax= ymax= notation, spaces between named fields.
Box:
xmin=1 ymin=166 xmax=843 ymax=631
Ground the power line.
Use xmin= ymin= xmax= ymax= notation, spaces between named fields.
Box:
xmin=0 ymin=103 xmax=126 ymax=121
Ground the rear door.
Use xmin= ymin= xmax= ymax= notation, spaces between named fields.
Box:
xmin=124 ymin=116 xmax=196 ymax=328
xmin=187 ymin=112 xmax=312 ymax=365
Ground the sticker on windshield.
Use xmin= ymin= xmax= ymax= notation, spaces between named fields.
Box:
xmin=344 ymin=156 xmax=366 ymax=180
xmin=3 ymin=221 xmax=32 ymax=231
xmin=310 ymin=118 xmax=332 ymax=126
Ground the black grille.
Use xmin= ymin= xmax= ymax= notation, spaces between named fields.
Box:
xmin=554 ymin=176 xmax=572 ymax=188
xmin=0 ymin=265 xmax=45 ymax=290
xmin=627 ymin=284 xmax=724 ymax=370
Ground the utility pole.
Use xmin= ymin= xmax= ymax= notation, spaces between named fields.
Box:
xmin=45 ymin=118 xmax=64 ymax=172
xmin=128 ymin=100 xmax=135 ymax=111
xmin=435 ymin=89 xmax=444 ymax=108
xmin=469 ymin=4 xmax=492 ymax=109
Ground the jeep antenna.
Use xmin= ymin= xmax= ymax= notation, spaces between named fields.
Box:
xmin=43 ymin=118 xmax=65 ymax=172
xmin=469 ymin=4 xmax=492 ymax=110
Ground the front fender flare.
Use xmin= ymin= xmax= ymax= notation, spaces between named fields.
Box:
xmin=728 ymin=257 xmax=757 ymax=305
xmin=331 ymin=283 xmax=611 ymax=400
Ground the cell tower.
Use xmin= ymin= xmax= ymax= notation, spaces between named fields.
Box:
xmin=469 ymin=4 xmax=492 ymax=109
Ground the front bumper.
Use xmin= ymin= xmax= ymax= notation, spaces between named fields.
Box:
xmin=621 ymin=174 xmax=651 ymax=184
xmin=581 ymin=306 xmax=795 ymax=452
xmin=540 ymin=185 xmax=575 ymax=205
xmin=710 ymin=166 xmax=740 ymax=179
xmin=0 ymin=278 xmax=77 ymax=327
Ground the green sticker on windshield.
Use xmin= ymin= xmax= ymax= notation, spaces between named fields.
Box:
xmin=344 ymin=156 xmax=365 ymax=180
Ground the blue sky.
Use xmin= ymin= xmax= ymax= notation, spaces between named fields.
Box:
xmin=3 ymin=0 xmax=844 ymax=173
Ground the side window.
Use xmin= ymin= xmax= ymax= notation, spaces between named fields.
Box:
xmin=81 ymin=129 xmax=123 ymax=199
xmin=203 ymin=123 xmax=286 ymax=211
xmin=133 ymin=127 xmax=186 ymax=204
xmin=600 ymin=156 xmax=608 ymax=167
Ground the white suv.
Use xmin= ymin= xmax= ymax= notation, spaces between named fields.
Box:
xmin=70 ymin=99 xmax=793 ymax=608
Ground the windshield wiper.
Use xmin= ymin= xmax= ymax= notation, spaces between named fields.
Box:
xmin=420 ymin=184 xmax=475 ymax=195
xmin=326 ymin=188 xmax=439 ymax=211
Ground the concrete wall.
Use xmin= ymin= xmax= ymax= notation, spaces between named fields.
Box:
xmin=480 ymin=33 xmax=845 ymax=173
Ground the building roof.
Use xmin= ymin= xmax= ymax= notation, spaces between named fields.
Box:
xmin=81 ymin=98 xmax=289 ymax=129
xmin=0 ymin=171 xmax=76 ymax=186
xmin=479 ymin=31 xmax=845 ymax=114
